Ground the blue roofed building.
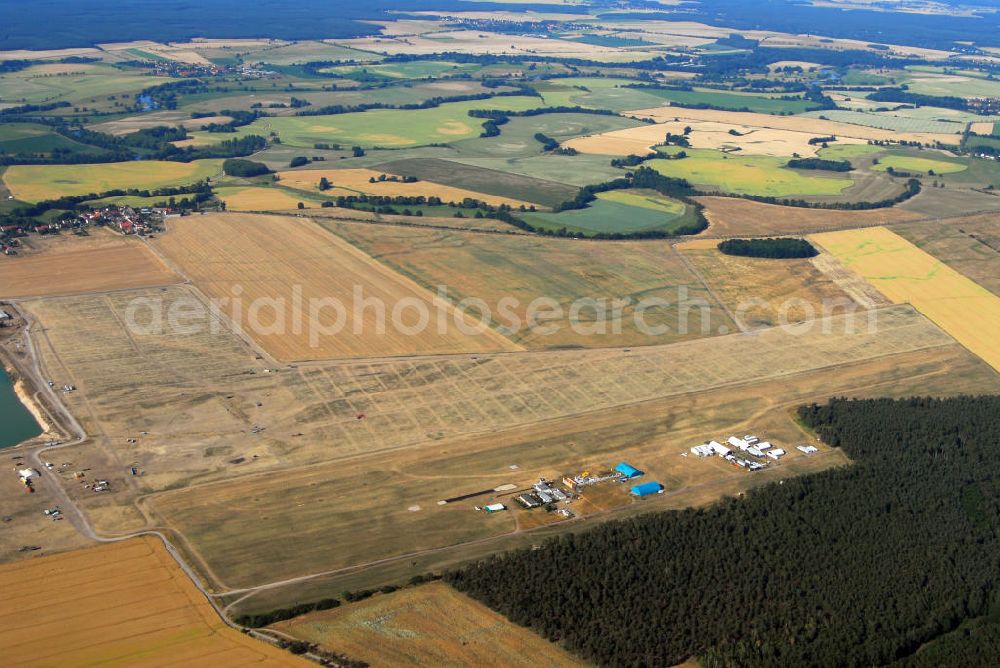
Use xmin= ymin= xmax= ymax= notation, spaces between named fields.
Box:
xmin=615 ymin=462 xmax=643 ymax=479
xmin=630 ymin=481 xmax=664 ymax=497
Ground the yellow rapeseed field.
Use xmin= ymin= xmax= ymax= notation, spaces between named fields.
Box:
xmin=812 ymin=226 xmax=1000 ymax=372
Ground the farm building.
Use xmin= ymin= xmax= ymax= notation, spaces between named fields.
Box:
xmin=615 ymin=462 xmax=643 ymax=479
xmin=692 ymin=440 xmax=732 ymax=457
xmin=630 ymin=481 xmax=664 ymax=497
xmin=797 ymin=445 xmax=819 ymax=454
xmin=484 ymin=503 xmax=506 ymax=513
xmin=516 ymin=494 xmax=542 ymax=509
xmin=766 ymin=449 xmax=786 ymax=460
xmin=728 ymin=436 xmax=749 ymax=450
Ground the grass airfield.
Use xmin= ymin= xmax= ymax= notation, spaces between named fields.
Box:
xmin=3 ymin=13 xmax=1000 ymax=667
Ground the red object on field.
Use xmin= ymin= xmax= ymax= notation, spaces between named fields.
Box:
xmin=357 ymin=413 xmax=366 ymax=420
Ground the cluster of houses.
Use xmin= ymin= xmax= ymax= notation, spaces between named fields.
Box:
xmin=691 ymin=434 xmax=787 ymax=471
xmin=147 ymin=61 xmax=228 ymax=79
xmin=78 ymin=206 xmax=165 ymax=236
xmin=967 ymin=97 xmax=1000 ymax=115
xmin=0 ymin=206 xmax=166 ymax=255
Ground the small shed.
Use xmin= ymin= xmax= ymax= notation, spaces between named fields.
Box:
xmin=615 ymin=462 xmax=643 ymax=479
xmin=630 ymin=481 xmax=664 ymax=497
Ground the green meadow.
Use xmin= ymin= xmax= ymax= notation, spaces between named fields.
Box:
xmin=522 ymin=197 xmax=694 ymax=236
xmin=871 ymin=155 xmax=967 ymax=175
xmin=191 ymin=96 xmax=546 ymax=148
xmin=0 ymin=63 xmax=174 ymax=106
xmin=647 ymin=147 xmax=853 ymax=197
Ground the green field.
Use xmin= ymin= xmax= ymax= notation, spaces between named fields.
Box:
xmin=568 ymin=34 xmax=657 ymax=48
xmin=372 ymin=157 xmax=579 ymax=209
xmin=644 ymin=87 xmax=821 ymax=114
xmin=522 ymin=197 xmax=695 ymax=235
xmin=902 ymin=72 xmax=1000 ymax=99
xmin=0 ymin=63 xmax=175 ymax=106
xmin=647 ymin=148 xmax=853 ymax=197
xmin=2 ymin=160 xmax=222 ymax=202
xmin=446 ymin=153 xmax=627 ymax=188
xmin=176 ymin=81 xmax=491 ymax=117
xmin=967 ymin=134 xmax=1000 ymax=152
xmin=531 ymin=77 xmax=676 ymax=111
xmin=533 ymin=81 xmax=820 ymax=114
xmin=840 ymin=69 xmax=893 ymax=86
xmin=321 ymin=61 xmax=481 ymax=81
xmin=252 ymin=41 xmax=380 ymax=66
xmin=801 ymin=109 xmax=966 ymax=134
xmin=817 ymin=144 xmax=883 ymax=161
xmin=0 ymin=122 xmax=105 ymax=156
xmin=190 ymin=96 xmax=546 ymax=148
xmin=597 ymin=188 xmax=686 ymax=214
xmin=871 ymin=155 xmax=967 ymax=175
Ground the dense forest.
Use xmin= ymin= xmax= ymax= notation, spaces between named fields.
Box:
xmin=446 ymin=395 xmax=1000 ymax=667
xmin=718 ymin=237 xmax=818 ymax=258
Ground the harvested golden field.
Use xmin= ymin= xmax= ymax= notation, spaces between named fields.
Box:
xmin=625 ymin=107 xmax=958 ymax=145
xmin=276 ymin=168 xmax=542 ymax=209
xmin=676 ymin=243 xmax=855 ymax=328
xmin=152 ymin=213 xmax=519 ymax=360
xmin=0 ymin=233 xmax=180 ymax=299
xmin=273 ymin=582 xmax=586 ymax=667
xmin=697 ymin=196 xmax=923 ymax=237
xmin=0 ymin=536 xmax=305 ymax=667
xmin=215 ymin=186 xmax=319 ymax=211
xmin=565 ymin=120 xmax=868 ymax=158
xmin=324 ymin=221 xmax=732 ymax=349
xmin=812 ymin=226 xmax=1000 ymax=372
